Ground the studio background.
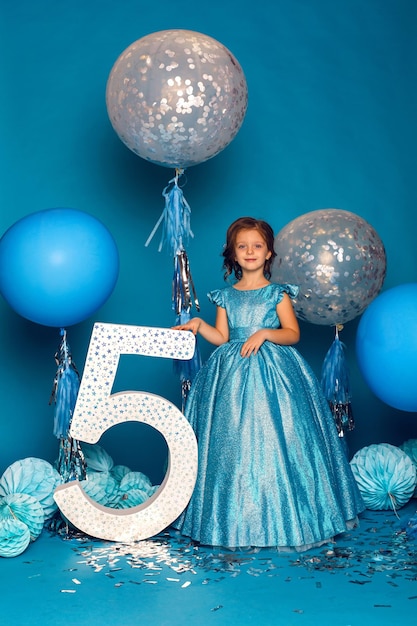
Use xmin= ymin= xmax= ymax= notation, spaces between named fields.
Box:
xmin=1 ymin=0 xmax=416 ymax=483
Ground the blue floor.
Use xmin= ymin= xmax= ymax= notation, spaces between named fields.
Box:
xmin=2 ymin=502 xmax=417 ymax=626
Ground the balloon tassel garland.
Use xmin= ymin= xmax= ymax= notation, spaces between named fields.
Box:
xmin=105 ymin=30 xmax=248 ymax=406
xmin=173 ymin=250 xmax=202 ymax=408
xmin=49 ymin=329 xmax=86 ymax=482
xmin=145 ymin=169 xmax=193 ymax=254
xmin=321 ymin=324 xmax=354 ymax=437
xmin=145 ymin=170 xmax=202 ymax=406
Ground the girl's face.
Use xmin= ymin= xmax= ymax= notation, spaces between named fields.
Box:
xmin=234 ymin=229 xmax=272 ymax=273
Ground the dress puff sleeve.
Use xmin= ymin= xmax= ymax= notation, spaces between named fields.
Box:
xmin=268 ymin=283 xmax=299 ymax=304
xmin=207 ymin=289 xmax=225 ymax=307
xmin=281 ymin=283 xmax=299 ymax=299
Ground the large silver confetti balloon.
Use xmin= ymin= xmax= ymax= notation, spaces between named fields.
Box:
xmin=272 ymin=209 xmax=386 ymax=326
xmin=106 ymin=30 xmax=248 ymax=169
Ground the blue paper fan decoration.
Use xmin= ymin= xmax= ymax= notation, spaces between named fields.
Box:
xmin=117 ymin=488 xmax=149 ymax=509
xmin=80 ymin=473 xmax=110 ymax=507
xmin=400 ymin=439 xmax=417 ymax=464
xmin=83 ymin=443 xmax=114 ymax=473
xmin=350 ymin=443 xmax=417 ymax=511
xmin=148 ymin=485 xmax=160 ymax=498
xmin=0 ymin=493 xmax=45 ymax=541
xmin=0 ymin=458 xmax=62 ymax=520
xmin=110 ymin=464 xmax=131 ymax=483
xmin=399 ymin=439 xmax=417 ymax=497
xmin=115 ymin=471 xmax=155 ymax=509
xmin=0 ymin=518 xmax=31 ymax=557
xmin=119 ymin=471 xmax=153 ymax=492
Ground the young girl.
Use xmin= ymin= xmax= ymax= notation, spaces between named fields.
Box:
xmin=173 ymin=217 xmax=364 ymax=551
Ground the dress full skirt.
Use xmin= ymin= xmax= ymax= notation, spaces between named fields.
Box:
xmin=174 ymin=284 xmax=364 ymax=550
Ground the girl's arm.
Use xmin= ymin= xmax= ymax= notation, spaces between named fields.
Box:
xmin=240 ymin=293 xmax=300 ymax=357
xmin=173 ymin=306 xmax=229 ymax=346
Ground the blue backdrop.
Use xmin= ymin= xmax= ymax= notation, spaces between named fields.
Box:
xmin=1 ymin=0 xmax=416 ymax=481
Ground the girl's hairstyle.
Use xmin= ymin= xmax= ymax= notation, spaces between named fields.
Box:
xmin=222 ymin=217 xmax=277 ymax=281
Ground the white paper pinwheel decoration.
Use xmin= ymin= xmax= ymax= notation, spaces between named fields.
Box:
xmin=0 ymin=518 xmax=31 ymax=558
xmin=0 ymin=458 xmax=62 ymax=520
xmin=350 ymin=443 xmax=417 ymax=511
xmin=0 ymin=493 xmax=45 ymax=541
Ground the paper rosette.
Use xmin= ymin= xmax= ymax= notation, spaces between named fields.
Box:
xmin=399 ymin=439 xmax=417 ymax=497
xmin=120 ymin=471 xmax=153 ymax=492
xmin=350 ymin=443 xmax=417 ymax=511
xmin=83 ymin=443 xmax=114 ymax=472
xmin=0 ymin=493 xmax=45 ymax=541
xmin=0 ymin=518 xmax=31 ymax=557
xmin=80 ymin=472 xmax=111 ymax=506
xmin=82 ymin=444 xmax=122 ymax=506
xmin=110 ymin=464 xmax=131 ymax=483
xmin=72 ymin=444 xmax=158 ymax=509
xmin=116 ymin=471 xmax=157 ymax=509
xmin=117 ymin=488 xmax=149 ymax=509
xmin=0 ymin=458 xmax=62 ymax=520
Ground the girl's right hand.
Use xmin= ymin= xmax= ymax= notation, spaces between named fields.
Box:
xmin=172 ymin=317 xmax=202 ymax=335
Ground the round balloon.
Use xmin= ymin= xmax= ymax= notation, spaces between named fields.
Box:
xmin=0 ymin=208 xmax=119 ymax=327
xmin=356 ymin=283 xmax=417 ymax=412
xmin=272 ymin=209 xmax=386 ymax=325
xmin=106 ymin=29 xmax=248 ymax=169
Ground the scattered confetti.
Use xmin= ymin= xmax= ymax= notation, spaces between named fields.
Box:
xmin=47 ymin=509 xmax=417 ymax=595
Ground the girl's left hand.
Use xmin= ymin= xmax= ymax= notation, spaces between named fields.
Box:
xmin=240 ymin=331 xmax=266 ymax=357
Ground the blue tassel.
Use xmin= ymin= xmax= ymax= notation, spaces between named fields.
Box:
xmin=321 ymin=326 xmax=354 ymax=436
xmin=174 ymin=309 xmax=202 ymax=412
xmin=173 ymin=253 xmax=202 ymax=407
xmin=53 ymin=365 xmax=80 ymax=439
xmin=145 ymin=169 xmax=193 ymax=256
xmin=50 ymin=329 xmax=81 ymax=439
xmin=50 ymin=330 xmax=87 ymax=484
xmin=173 ymin=310 xmax=202 ymax=384
xmin=144 ymin=170 xmax=201 ymax=403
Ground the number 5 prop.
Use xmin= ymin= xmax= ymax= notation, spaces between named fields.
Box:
xmin=54 ymin=322 xmax=198 ymax=542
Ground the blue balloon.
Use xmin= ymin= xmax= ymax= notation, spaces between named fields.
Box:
xmin=356 ymin=283 xmax=417 ymax=412
xmin=0 ymin=208 xmax=119 ymax=327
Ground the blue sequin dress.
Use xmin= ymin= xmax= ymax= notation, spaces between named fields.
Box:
xmin=174 ymin=283 xmax=364 ymax=551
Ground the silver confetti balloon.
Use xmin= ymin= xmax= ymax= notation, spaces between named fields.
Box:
xmin=272 ymin=209 xmax=387 ymax=326
xmin=106 ymin=30 xmax=248 ymax=169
